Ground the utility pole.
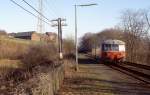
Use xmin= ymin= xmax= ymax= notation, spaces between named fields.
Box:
xmin=37 ymin=0 xmax=44 ymax=34
xmin=51 ymin=18 xmax=67 ymax=60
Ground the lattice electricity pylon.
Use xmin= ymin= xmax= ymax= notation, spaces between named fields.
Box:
xmin=37 ymin=0 xmax=44 ymax=34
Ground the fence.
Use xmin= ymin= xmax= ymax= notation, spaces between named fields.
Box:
xmin=12 ymin=63 xmax=64 ymax=95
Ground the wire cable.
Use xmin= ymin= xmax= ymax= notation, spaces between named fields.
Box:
xmin=10 ymin=0 xmax=51 ymax=25
xmin=44 ymin=0 xmax=60 ymax=17
xmin=22 ymin=0 xmax=51 ymax=22
xmin=44 ymin=0 xmax=58 ymax=18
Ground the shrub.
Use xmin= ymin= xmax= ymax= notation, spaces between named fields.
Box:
xmin=22 ymin=43 xmax=58 ymax=68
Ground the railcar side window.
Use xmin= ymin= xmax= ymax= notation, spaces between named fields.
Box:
xmin=102 ymin=44 xmax=105 ymax=51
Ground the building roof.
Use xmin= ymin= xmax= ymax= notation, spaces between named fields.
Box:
xmin=46 ymin=32 xmax=57 ymax=36
xmin=14 ymin=31 xmax=36 ymax=37
xmin=102 ymin=39 xmax=125 ymax=45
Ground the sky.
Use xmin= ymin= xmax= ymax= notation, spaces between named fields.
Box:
xmin=0 ymin=0 xmax=150 ymax=38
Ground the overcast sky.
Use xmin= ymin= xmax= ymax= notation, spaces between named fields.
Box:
xmin=0 ymin=0 xmax=150 ymax=38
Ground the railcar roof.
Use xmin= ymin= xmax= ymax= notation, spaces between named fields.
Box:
xmin=102 ymin=40 xmax=125 ymax=45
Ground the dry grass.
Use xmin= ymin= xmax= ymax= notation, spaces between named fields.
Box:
xmin=0 ymin=36 xmax=32 ymax=80
xmin=0 ymin=36 xmax=29 ymax=79
xmin=0 ymin=36 xmax=30 ymax=59
xmin=0 ymin=59 xmax=23 ymax=79
xmin=0 ymin=59 xmax=22 ymax=68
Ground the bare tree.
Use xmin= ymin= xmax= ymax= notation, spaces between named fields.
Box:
xmin=145 ymin=11 xmax=150 ymax=29
xmin=79 ymin=33 xmax=94 ymax=53
xmin=120 ymin=9 xmax=150 ymax=63
xmin=63 ymin=37 xmax=75 ymax=58
xmin=97 ymin=28 xmax=124 ymax=42
xmin=79 ymin=28 xmax=124 ymax=55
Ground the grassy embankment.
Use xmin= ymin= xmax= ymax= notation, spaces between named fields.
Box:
xmin=0 ymin=36 xmax=63 ymax=95
xmin=0 ymin=36 xmax=31 ymax=76
xmin=0 ymin=35 xmax=59 ymax=76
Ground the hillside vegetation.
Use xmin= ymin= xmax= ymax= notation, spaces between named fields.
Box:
xmin=0 ymin=36 xmax=30 ymax=76
xmin=0 ymin=35 xmax=77 ymax=95
xmin=0 ymin=36 xmax=31 ymax=59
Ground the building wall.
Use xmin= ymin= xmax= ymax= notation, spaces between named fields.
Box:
xmin=12 ymin=32 xmax=57 ymax=42
xmin=15 ymin=36 xmax=31 ymax=40
xmin=31 ymin=33 xmax=41 ymax=41
xmin=42 ymin=34 xmax=57 ymax=43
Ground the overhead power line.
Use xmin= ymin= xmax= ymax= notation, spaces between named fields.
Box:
xmin=22 ymin=0 xmax=51 ymax=22
xmin=44 ymin=0 xmax=59 ymax=17
xmin=10 ymin=0 xmax=51 ymax=25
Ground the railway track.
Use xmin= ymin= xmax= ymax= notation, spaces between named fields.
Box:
xmin=104 ymin=62 xmax=150 ymax=85
xmin=87 ymin=58 xmax=150 ymax=85
xmin=90 ymin=49 xmax=150 ymax=85
xmin=88 ymin=54 xmax=150 ymax=85
xmin=123 ymin=62 xmax=150 ymax=70
xmin=119 ymin=62 xmax=150 ymax=77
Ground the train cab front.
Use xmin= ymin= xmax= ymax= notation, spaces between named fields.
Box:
xmin=101 ymin=40 xmax=126 ymax=63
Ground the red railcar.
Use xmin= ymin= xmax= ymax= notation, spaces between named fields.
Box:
xmin=101 ymin=40 xmax=126 ymax=62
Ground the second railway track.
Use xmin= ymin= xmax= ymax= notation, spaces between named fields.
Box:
xmin=86 ymin=54 xmax=150 ymax=85
xmin=104 ymin=62 xmax=150 ymax=85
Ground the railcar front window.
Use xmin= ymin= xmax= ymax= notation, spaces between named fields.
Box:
xmin=112 ymin=44 xmax=119 ymax=51
xmin=105 ymin=44 xmax=109 ymax=51
xmin=108 ymin=44 xmax=111 ymax=51
xmin=102 ymin=44 xmax=111 ymax=51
